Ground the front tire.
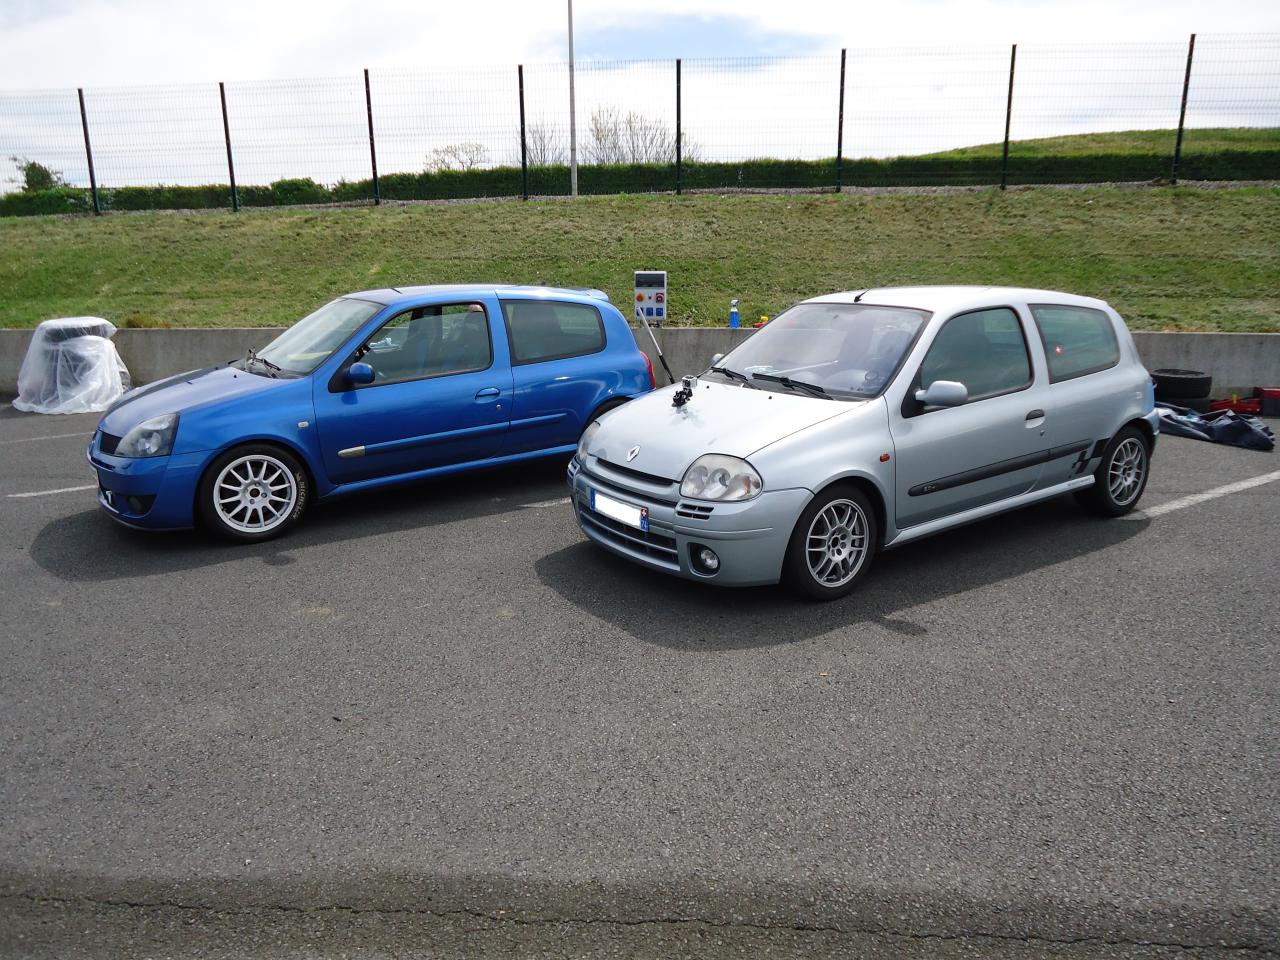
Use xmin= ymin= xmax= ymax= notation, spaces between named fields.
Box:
xmin=199 ymin=444 xmax=309 ymax=542
xmin=783 ymin=484 xmax=878 ymax=601
xmin=1075 ymin=426 xmax=1150 ymax=517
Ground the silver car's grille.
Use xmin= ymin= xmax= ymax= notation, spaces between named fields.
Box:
xmin=576 ymin=502 xmax=680 ymax=568
xmin=675 ymin=502 xmax=715 ymax=520
xmin=595 ymin=458 xmax=674 ymax=488
xmin=581 ymin=462 xmax=678 ymax=505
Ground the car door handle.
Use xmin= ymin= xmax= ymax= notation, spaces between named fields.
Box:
xmin=475 ymin=387 xmax=501 ymax=399
xmin=1026 ymin=409 xmax=1045 ymax=421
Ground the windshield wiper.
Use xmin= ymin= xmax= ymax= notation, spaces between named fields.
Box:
xmin=750 ymin=372 xmax=829 ymax=398
xmin=709 ymin=364 xmax=753 ymax=385
xmin=244 ymin=347 xmax=282 ymax=378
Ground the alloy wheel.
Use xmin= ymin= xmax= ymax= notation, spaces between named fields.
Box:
xmin=805 ymin=498 xmax=870 ymax=587
xmin=1107 ymin=437 xmax=1147 ymax=506
xmin=213 ymin=453 xmax=298 ymax=534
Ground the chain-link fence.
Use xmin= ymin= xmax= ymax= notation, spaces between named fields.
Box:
xmin=1 ymin=34 xmax=1276 ymax=215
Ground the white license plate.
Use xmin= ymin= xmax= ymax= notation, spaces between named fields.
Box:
xmin=590 ymin=488 xmax=649 ymax=531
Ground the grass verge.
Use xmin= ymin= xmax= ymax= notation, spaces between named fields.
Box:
xmin=1 ymin=186 xmax=1276 ymax=332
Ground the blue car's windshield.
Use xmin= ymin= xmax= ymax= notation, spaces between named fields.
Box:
xmin=255 ymin=298 xmax=382 ymax=376
xmin=711 ymin=302 xmax=930 ymax=399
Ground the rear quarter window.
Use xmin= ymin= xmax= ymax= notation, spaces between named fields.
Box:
xmin=1030 ymin=304 xmax=1121 ymax=383
xmin=501 ymin=300 xmax=606 ymax=364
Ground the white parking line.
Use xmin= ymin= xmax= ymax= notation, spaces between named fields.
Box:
xmin=0 ymin=431 xmax=90 ymax=445
xmin=522 ymin=497 xmax=571 ymax=509
xmin=7 ymin=484 xmax=97 ymax=499
xmin=1123 ymin=469 xmax=1280 ymax=520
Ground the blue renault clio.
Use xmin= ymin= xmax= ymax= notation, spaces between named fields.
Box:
xmin=88 ymin=285 xmax=655 ymax=541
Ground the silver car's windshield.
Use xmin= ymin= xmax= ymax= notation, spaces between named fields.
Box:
xmin=711 ymin=302 xmax=931 ymax=399
xmin=253 ymin=298 xmax=383 ymax=376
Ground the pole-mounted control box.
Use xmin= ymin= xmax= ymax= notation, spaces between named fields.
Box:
xmin=634 ymin=270 xmax=668 ymax=327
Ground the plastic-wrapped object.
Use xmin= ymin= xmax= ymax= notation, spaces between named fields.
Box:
xmin=12 ymin=317 xmax=132 ymax=415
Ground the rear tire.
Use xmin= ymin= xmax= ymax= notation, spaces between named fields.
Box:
xmin=1161 ymin=396 xmax=1212 ymax=414
xmin=198 ymin=444 xmax=309 ymax=543
xmin=783 ymin=484 xmax=878 ymax=601
xmin=1151 ymin=368 xmax=1212 ymax=400
xmin=1074 ymin=426 xmax=1150 ymax=517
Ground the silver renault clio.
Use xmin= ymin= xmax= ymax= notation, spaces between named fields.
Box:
xmin=569 ymin=286 xmax=1158 ymax=600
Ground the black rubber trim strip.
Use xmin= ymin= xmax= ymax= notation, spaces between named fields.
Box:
xmin=909 ymin=439 xmax=1093 ymax=497
xmin=1048 ymin=440 xmax=1091 ymax=459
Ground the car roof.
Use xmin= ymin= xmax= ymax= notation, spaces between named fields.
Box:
xmin=343 ymin=284 xmax=613 ymax=308
xmin=804 ymin=285 xmax=1112 ymax=315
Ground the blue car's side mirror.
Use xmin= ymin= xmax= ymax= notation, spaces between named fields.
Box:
xmin=345 ymin=362 xmax=375 ymax=386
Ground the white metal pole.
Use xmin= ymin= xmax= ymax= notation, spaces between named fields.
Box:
xmin=567 ymin=0 xmax=578 ymax=197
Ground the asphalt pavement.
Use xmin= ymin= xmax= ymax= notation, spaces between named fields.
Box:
xmin=0 ymin=403 xmax=1277 ymax=959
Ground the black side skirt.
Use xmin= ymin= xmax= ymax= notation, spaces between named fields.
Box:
xmin=909 ymin=440 xmax=1093 ymax=497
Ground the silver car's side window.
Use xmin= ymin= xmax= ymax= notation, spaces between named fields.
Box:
xmin=1028 ymin=304 xmax=1121 ymax=383
xmin=917 ymin=307 xmax=1032 ymax=404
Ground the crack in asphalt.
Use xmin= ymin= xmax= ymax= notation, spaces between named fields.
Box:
xmin=4 ymin=891 xmax=1277 ymax=955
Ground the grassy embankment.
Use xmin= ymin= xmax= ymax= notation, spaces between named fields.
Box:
xmin=1 ymin=185 xmax=1277 ymax=332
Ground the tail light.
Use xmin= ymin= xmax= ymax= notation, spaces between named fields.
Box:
xmin=641 ymin=352 xmax=656 ymax=390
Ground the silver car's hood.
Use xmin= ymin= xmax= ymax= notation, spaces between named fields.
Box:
xmin=587 ymin=380 xmax=857 ymax=481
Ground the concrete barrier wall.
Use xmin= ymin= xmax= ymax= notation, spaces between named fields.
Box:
xmin=2 ymin=326 xmax=1277 ymax=399
xmin=0 ymin=327 xmax=284 ymax=399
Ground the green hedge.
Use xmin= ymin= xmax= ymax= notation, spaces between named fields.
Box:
xmin=2 ymin=151 xmax=1276 ymax=217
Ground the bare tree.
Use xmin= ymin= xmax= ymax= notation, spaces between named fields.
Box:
xmin=425 ymin=142 xmax=488 ymax=173
xmin=584 ymin=107 xmax=667 ymax=164
xmin=524 ymin=121 xmax=567 ymax=166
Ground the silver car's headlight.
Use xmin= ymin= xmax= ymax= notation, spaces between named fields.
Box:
xmin=115 ymin=413 xmax=179 ymax=458
xmin=680 ymin=454 xmax=762 ymax=502
xmin=577 ymin=420 xmax=601 ymax=461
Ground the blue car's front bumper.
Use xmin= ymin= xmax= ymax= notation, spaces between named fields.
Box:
xmin=86 ymin=436 xmax=207 ymax=530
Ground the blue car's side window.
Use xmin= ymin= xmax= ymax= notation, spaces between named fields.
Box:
xmin=353 ymin=303 xmax=493 ymax=387
xmin=501 ymin=300 xmax=606 ymax=365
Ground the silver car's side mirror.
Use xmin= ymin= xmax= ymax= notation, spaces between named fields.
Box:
xmin=710 ymin=353 xmax=724 ymax=366
xmin=914 ymin=380 xmax=968 ymax=407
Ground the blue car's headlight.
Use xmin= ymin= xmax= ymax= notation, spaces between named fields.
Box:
xmin=116 ymin=413 xmax=179 ymax=458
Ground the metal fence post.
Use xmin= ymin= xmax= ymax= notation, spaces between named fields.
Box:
xmin=1000 ymin=43 xmax=1017 ymax=191
xmin=836 ymin=48 xmax=847 ymax=192
xmin=567 ymin=0 xmax=578 ymax=197
xmin=1172 ymin=33 xmax=1196 ymax=185
xmin=518 ymin=64 xmax=529 ymax=200
xmin=364 ymin=69 xmax=380 ymax=205
xmin=76 ymin=88 xmax=100 ymax=215
xmin=218 ymin=82 xmax=239 ymax=212
xmin=675 ymin=58 xmax=682 ymax=195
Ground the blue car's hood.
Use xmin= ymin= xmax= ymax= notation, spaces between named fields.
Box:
xmin=99 ymin=365 xmax=288 ymax=434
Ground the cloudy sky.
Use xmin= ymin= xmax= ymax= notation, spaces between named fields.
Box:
xmin=1 ymin=0 xmax=1275 ymax=88
xmin=0 ymin=1 xmax=1275 ymax=191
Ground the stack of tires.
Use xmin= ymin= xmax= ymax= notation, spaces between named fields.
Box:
xmin=1151 ymin=368 xmax=1213 ymax=412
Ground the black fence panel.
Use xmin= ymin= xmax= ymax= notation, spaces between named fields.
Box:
xmin=1 ymin=35 xmax=1276 ymax=216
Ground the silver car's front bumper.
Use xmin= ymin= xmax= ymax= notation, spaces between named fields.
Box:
xmin=568 ymin=455 xmax=812 ymax=587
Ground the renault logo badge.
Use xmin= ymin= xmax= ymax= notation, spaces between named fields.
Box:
xmin=626 ymin=445 xmax=641 ymax=462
